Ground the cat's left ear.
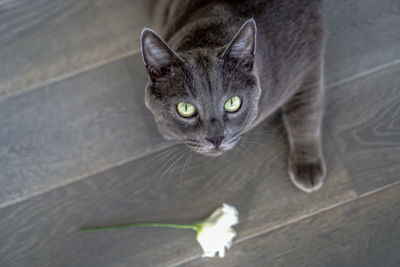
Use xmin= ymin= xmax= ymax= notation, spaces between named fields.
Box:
xmin=222 ymin=19 xmax=257 ymax=70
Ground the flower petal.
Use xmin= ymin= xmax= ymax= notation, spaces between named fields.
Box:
xmin=196 ymin=203 xmax=239 ymax=258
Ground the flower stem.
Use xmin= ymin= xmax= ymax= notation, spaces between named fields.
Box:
xmin=80 ymin=222 xmax=200 ymax=233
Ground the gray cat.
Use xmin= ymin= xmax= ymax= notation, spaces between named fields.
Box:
xmin=141 ymin=0 xmax=326 ymax=193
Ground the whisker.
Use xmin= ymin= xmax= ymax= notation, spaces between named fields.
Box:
xmin=163 ymin=150 xmax=188 ymax=184
xmin=243 ymin=132 xmax=275 ymax=137
xmin=238 ymin=144 xmax=257 ymax=160
xmin=155 ymin=148 xmax=183 ymax=180
xmin=147 ymin=146 xmax=181 ymax=167
xmin=242 ymin=141 xmax=267 ymax=149
xmin=179 ymin=151 xmax=193 ymax=183
xmin=152 ymin=145 xmax=179 ymax=159
xmin=149 ymin=140 xmax=180 ymax=149
xmin=236 ymin=144 xmax=249 ymax=159
xmin=162 ymin=150 xmax=187 ymax=177
xmin=240 ymin=133 xmax=275 ymax=141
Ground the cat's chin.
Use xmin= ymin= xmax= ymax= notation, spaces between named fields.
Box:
xmin=195 ymin=148 xmax=225 ymax=157
xmin=189 ymin=144 xmax=236 ymax=157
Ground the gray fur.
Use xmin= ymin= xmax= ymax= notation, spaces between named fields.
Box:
xmin=141 ymin=0 xmax=326 ymax=192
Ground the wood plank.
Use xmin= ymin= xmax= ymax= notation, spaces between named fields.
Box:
xmin=181 ymin=183 xmax=400 ymax=267
xmin=324 ymin=0 xmax=400 ymax=86
xmin=0 ymin=54 xmax=167 ymax=208
xmin=3 ymin=38 xmax=397 ymax=209
xmin=326 ymin=64 xmax=400 ymax=194
xmin=0 ymin=0 xmax=151 ymax=99
xmin=1 ymin=0 xmax=400 ymax=99
xmin=1 ymin=0 xmax=398 ymax=223
xmin=0 ymin=115 xmax=356 ymax=267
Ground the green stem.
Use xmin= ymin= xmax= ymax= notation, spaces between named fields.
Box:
xmin=80 ymin=222 xmax=200 ymax=233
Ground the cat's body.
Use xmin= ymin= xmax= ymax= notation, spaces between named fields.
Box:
xmin=142 ymin=0 xmax=326 ymax=193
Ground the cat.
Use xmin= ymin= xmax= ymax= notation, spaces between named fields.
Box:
xmin=141 ymin=0 xmax=326 ymax=193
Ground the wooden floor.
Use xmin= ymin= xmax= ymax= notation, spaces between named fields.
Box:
xmin=0 ymin=1 xmax=399 ymax=266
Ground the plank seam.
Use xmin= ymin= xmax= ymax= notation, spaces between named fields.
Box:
xmin=1 ymin=59 xmax=400 ymax=210
xmin=0 ymin=48 xmax=142 ymax=102
xmin=167 ymin=180 xmax=400 ymax=267
xmin=0 ymin=141 xmax=180 ymax=210
xmin=2 ymin=51 xmax=399 ymax=103
xmin=327 ymin=58 xmax=400 ymax=89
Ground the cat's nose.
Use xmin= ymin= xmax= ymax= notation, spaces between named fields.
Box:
xmin=205 ymin=136 xmax=225 ymax=148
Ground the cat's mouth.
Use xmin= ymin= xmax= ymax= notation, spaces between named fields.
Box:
xmin=187 ymin=146 xmax=226 ymax=157
xmin=185 ymin=138 xmax=240 ymax=157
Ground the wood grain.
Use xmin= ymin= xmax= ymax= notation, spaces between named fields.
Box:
xmin=324 ymin=0 xmax=400 ymax=86
xmin=0 ymin=0 xmax=151 ymax=99
xmin=0 ymin=0 xmax=399 ymax=228
xmin=326 ymin=64 xmax=400 ymax=194
xmin=0 ymin=54 xmax=167 ymax=208
xmin=181 ymin=183 xmax=400 ymax=267
xmin=0 ymin=116 xmax=355 ymax=267
xmin=1 ymin=0 xmax=400 ymax=99
xmin=0 ymin=1 xmax=399 ymax=265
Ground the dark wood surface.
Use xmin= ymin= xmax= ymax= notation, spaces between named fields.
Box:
xmin=181 ymin=184 xmax=400 ymax=267
xmin=327 ymin=64 xmax=400 ymax=194
xmin=0 ymin=55 xmax=167 ymax=208
xmin=0 ymin=0 xmax=150 ymax=99
xmin=0 ymin=0 xmax=399 ymax=266
xmin=324 ymin=0 xmax=400 ymax=87
xmin=1 ymin=0 xmax=400 ymax=209
xmin=0 ymin=117 xmax=356 ymax=266
xmin=1 ymin=0 xmax=399 ymax=98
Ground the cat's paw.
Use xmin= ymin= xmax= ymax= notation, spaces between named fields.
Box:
xmin=288 ymin=157 xmax=326 ymax=193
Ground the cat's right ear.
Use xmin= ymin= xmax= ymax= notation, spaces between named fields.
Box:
xmin=222 ymin=19 xmax=257 ymax=71
xmin=141 ymin=28 xmax=182 ymax=81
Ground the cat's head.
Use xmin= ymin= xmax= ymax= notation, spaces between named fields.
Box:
xmin=141 ymin=19 xmax=260 ymax=156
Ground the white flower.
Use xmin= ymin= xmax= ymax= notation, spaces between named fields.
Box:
xmin=80 ymin=203 xmax=239 ymax=259
xmin=195 ymin=203 xmax=239 ymax=258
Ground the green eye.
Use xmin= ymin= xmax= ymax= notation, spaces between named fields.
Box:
xmin=177 ymin=102 xmax=196 ymax=118
xmin=224 ymin=96 xmax=241 ymax=112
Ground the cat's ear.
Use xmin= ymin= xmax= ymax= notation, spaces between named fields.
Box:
xmin=141 ymin=28 xmax=182 ymax=81
xmin=222 ymin=19 xmax=257 ymax=70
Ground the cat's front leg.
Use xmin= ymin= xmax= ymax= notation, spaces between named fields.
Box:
xmin=282 ymin=62 xmax=326 ymax=193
